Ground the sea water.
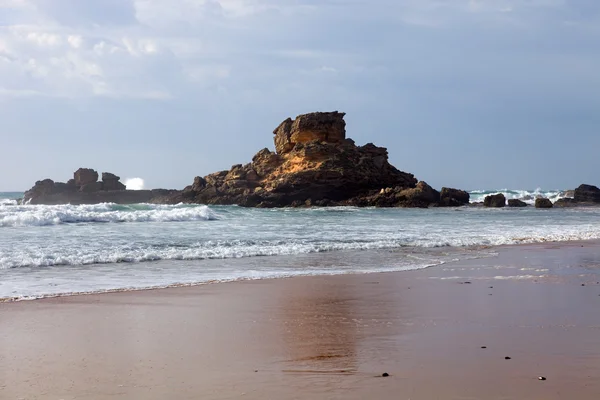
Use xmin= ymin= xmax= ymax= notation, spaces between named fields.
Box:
xmin=1 ymin=190 xmax=599 ymax=300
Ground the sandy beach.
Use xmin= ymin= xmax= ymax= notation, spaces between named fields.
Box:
xmin=2 ymin=242 xmax=600 ymax=399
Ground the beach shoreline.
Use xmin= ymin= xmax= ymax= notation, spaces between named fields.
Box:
xmin=2 ymin=238 xmax=599 ymax=303
xmin=2 ymin=241 xmax=600 ymax=399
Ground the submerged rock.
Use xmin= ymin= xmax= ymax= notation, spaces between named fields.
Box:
xmin=508 ymin=199 xmax=527 ymax=207
xmin=553 ymin=198 xmax=577 ymax=207
xmin=484 ymin=193 xmax=506 ymax=208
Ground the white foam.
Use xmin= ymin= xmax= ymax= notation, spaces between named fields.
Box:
xmin=0 ymin=203 xmax=218 ymax=227
xmin=469 ymin=188 xmax=567 ymax=204
xmin=124 ymin=178 xmax=145 ymax=190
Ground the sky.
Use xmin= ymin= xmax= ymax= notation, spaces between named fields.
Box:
xmin=1 ymin=0 xmax=599 ymax=191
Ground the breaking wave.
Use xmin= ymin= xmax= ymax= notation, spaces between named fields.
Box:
xmin=0 ymin=203 xmax=218 ymax=227
xmin=469 ymin=188 xmax=569 ymax=204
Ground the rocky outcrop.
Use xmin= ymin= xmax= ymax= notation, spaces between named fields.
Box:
xmin=165 ymin=112 xmax=471 ymax=208
xmin=74 ymin=168 xmax=99 ymax=186
xmin=574 ymin=184 xmax=600 ymax=203
xmin=273 ymin=111 xmax=346 ymax=155
xmin=535 ymin=198 xmax=553 ymax=208
xmin=102 ymin=172 xmax=127 ymax=191
xmin=439 ymin=188 xmax=470 ymax=207
xmin=508 ymin=199 xmax=527 ymax=207
xmin=484 ymin=193 xmax=506 ymax=208
xmin=24 ymin=168 xmax=136 ymax=204
xmin=24 ymin=112 xmax=473 ymax=208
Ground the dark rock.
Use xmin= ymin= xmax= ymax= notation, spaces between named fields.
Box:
xmin=484 ymin=193 xmax=506 ymax=208
xmin=192 ymin=176 xmax=207 ymax=191
xmin=535 ymin=198 xmax=553 ymax=208
xmin=481 ymin=346 xmax=487 ymax=349
xmin=508 ymin=199 xmax=527 ymax=207
xmin=538 ymin=376 xmax=547 ymax=381
xmin=439 ymin=187 xmax=470 ymax=207
xmin=505 ymin=357 xmax=511 ymax=360
xmin=102 ymin=172 xmax=120 ymax=182
xmin=574 ymin=184 xmax=600 ymax=203
xmin=553 ymin=198 xmax=577 ymax=207
xmin=172 ymin=112 xmax=422 ymax=208
xmin=74 ymin=168 xmax=98 ymax=186
xmin=23 ymin=112 xmax=471 ymax=207
xmin=382 ymin=373 xmax=389 ymax=377
xmin=22 ymin=178 xmax=78 ymax=203
xmin=101 ymin=172 xmax=126 ymax=191
xmin=80 ymin=182 xmax=103 ymax=192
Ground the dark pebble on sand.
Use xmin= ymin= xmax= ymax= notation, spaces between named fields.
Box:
xmin=538 ymin=376 xmax=546 ymax=381
xmin=582 ymin=284 xmax=586 ymax=286
xmin=489 ymin=286 xmax=493 ymax=289
xmin=505 ymin=357 xmax=511 ymax=360
xmin=382 ymin=373 xmax=389 ymax=377
xmin=481 ymin=346 xmax=487 ymax=349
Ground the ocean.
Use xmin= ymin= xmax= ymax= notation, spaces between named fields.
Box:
xmin=1 ymin=189 xmax=598 ymax=300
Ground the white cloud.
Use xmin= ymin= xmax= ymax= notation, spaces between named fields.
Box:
xmin=0 ymin=0 xmax=598 ymax=101
xmin=67 ymin=35 xmax=82 ymax=48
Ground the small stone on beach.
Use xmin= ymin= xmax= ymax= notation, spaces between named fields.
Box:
xmin=505 ymin=357 xmax=511 ymax=360
xmin=538 ymin=376 xmax=546 ymax=381
xmin=382 ymin=372 xmax=389 ymax=377
xmin=481 ymin=346 xmax=487 ymax=349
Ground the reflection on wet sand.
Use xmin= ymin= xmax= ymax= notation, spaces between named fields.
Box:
xmin=276 ymin=277 xmax=411 ymax=378
xmin=279 ymin=281 xmax=360 ymax=375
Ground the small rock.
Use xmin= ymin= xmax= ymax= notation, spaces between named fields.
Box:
xmin=481 ymin=346 xmax=487 ymax=349
xmin=538 ymin=376 xmax=546 ymax=381
xmin=582 ymin=284 xmax=585 ymax=286
xmin=505 ymin=356 xmax=511 ymax=360
xmin=489 ymin=286 xmax=493 ymax=289
xmin=382 ymin=372 xmax=389 ymax=377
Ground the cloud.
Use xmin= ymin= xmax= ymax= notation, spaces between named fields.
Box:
xmin=1 ymin=0 xmax=599 ymax=102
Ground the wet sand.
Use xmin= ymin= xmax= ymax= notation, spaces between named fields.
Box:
xmin=2 ymin=242 xmax=600 ymax=399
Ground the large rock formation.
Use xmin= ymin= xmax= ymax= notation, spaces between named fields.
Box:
xmin=23 ymin=112 xmax=473 ymax=208
xmin=165 ymin=112 xmax=470 ymax=208
xmin=23 ymin=168 xmax=149 ymax=204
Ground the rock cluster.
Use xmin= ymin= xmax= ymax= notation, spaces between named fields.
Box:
xmin=166 ymin=112 xmax=470 ymax=208
xmin=24 ymin=168 xmax=128 ymax=203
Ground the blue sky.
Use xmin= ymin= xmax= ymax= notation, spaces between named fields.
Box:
xmin=1 ymin=0 xmax=599 ymax=191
